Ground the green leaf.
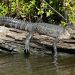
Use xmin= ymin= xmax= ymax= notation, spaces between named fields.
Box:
xmin=38 ymin=9 xmax=44 ymax=15
xmin=46 ymin=10 xmax=52 ymax=17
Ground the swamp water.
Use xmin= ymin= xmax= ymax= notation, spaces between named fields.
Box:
xmin=0 ymin=53 xmax=75 ymax=75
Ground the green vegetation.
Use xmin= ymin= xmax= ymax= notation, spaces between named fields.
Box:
xmin=0 ymin=0 xmax=75 ymax=25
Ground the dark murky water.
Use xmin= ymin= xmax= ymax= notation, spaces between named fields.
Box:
xmin=0 ymin=53 xmax=75 ymax=75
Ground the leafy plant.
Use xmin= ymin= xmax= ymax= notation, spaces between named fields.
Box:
xmin=0 ymin=0 xmax=75 ymax=25
xmin=0 ymin=3 xmax=8 ymax=16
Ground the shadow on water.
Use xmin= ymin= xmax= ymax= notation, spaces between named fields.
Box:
xmin=0 ymin=53 xmax=75 ymax=75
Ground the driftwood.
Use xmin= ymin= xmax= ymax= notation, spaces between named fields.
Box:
xmin=0 ymin=26 xmax=75 ymax=54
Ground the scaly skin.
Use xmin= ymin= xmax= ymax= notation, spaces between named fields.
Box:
xmin=0 ymin=16 xmax=74 ymax=56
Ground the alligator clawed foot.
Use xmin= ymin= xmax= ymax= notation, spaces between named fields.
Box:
xmin=24 ymin=44 xmax=30 ymax=55
xmin=24 ymin=49 xmax=30 ymax=55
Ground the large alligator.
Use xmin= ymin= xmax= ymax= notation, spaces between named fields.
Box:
xmin=0 ymin=16 xmax=74 ymax=57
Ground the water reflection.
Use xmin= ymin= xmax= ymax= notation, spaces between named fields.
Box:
xmin=24 ymin=57 xmax=32 ymax=75
xmin=52 ymin=55 xmax=75 ymax=75
xmin=0 ymin=53 xmax=75 ymax=75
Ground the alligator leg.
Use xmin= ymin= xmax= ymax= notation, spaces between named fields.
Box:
xmin=24 ymin=32 xmax=33 ymax=54
xmin=52 ymin=37 xmax=59 ymax=57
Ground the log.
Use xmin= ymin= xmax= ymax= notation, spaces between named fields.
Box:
xmin=0 ymin=26 xmax=75 ymax=54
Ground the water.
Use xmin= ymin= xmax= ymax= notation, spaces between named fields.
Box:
xmin=0 ymin=53 xmax=75 ymax=75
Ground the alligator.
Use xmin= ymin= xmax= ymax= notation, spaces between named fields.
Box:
xmin=0 ymin=16 xmax=74 ymax=57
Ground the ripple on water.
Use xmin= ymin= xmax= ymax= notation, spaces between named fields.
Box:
xmin=0 ymin=53 xmax=75 ymax=75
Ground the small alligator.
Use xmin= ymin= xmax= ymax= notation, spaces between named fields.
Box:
xmin=0 ymin=16 xmax=74 ymax=56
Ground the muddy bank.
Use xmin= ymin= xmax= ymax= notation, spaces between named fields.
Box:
xmin=0 ymin=26 xmax=75 ymax=55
